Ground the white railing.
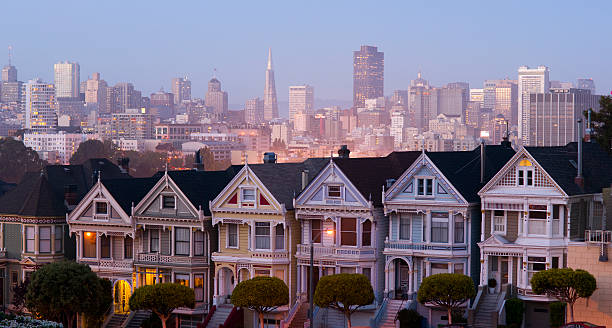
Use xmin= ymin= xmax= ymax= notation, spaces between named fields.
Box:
xmin=251 ymin=251 xmax=289 ymax=259
xmin=385 ymin=240 xmax=468 ymax=252
xmin=528 ymin=220 xmax=546 ymax=235
xmin=80 ymin=258 xmax=133 ymax=269
xmin=296 ymin=244 xmax=375 ymax=258
xmin=136 ymin=253 xmax=207 ymax=265
xmin=585 ymin=230 xmax=612 ymax=243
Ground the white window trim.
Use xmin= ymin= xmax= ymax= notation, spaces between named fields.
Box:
xmin=254 ymin=221 xmax=271 ymax=251
xmin=493 ymin=211 xmax=507 ymax=235
xmin=430 ymin=216 xmax=449 ymax=244
xmin=239 ymin=186 xmax=257 ymax=208
xmin=517 ymin=168 xmax=534 ymax=187
xmin=226 ymin=223 xmax=239 ymax=249
xmin=38 ymin=225 xmax=52 ymax=254
xmin=93 ymin=199 xmax=110 ymax=221
xmin=150 ymin=229 xmax=160 ymax=253
xmin=325 ymin=184 xmax=343 ymax=199
xmin=160 ymin=194 xmax=177 ymax=210
xmin=415 ymin=176 xmax=435 ymax=197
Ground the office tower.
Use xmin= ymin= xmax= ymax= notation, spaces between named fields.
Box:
xmin=470 ymin=88 xmax=484 ymax=106
xmin=263 ymin=48 xmax=278 ymax=120
xmin=205 ymin=77 xmax=228 ymax=115
xmin=390 ymin=111 xmax=408 ymax=148
xmin=1 ymin=46 xmax=17 ymax=82
xmin=54 ymin=61 xmax=80 ymax=98
xmin=493 ymin=79 xmax=518 ymax=124
xmin=150 ymin=88 xmax=175 ymax=119
xmin=110 ymin=109 xmax=154 ymax=140
xmin=408 ymin=72 xmax=435 ymax=130
xmin=526 ymin=88 xmax=600 ymax=147
xmin=483 ymin=80 xmax=497 ymax=109
xmin=576 ymin=78 xmax=596 ymax=94
xmin=289 ymin=85 xmax=314 ymax=122
xmin=85 ymin=73 xmax=108 ymax=111
xmin=464 ymin=101 xmax=481 ymax=129
xmin=172 ymin=77 xmax=191 ymax=105
xmin=518 ymin=65 xmax=549 ymax=144
xmin=438 ymin=83 xmax=468 ymax=117
xmin=24 ymin=78 xmax=57 ymax=132
xmin=245 ymin=97 xmax=264 ymax=124
xmin=391 ymin=90 xmax=408 ymax=108
xmin=353 ymin=45 xmax=384 ymax=108
xmin=113 ymin=83 xmax=141 ymax=112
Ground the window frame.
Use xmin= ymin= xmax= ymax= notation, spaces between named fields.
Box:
xmin=340 ymin=218 xmax=357 ymax=246
xmin=311 ymin=219 xmax=322 ymax=244
xmin=100 ymin=234 xmax=111 ymax=259
xmin=94 ymin=201 xmax=109 ymax=220
xmin=431 ymin=213 xmax=449 ymax=243
xmin=361 ymin=219 xmax=372 ymax=246
xmin=399 ymin=214 xmax=411 ymax=240
xmin=174 ymin=227 xmax=190 ymax=256
xmin=241 ymin=187 xmax=256 ymax=203
xmin=194 ymin=230 xmax=205 ymax=256
xmin=124 ymin=236 xmax=133 ymax=259
xmin=493 ymin=210 xmax=507 ymax=235
xmin=54 ymin=225 xmax=63 ymax=253
xmin=150 ymin=229 xmax=160 ymax=253
xmin=416 ymin=177 xmax=434 ymax=196
xmin=275 ymin=224 xmax=285 ymax=250
xmin=25 ymin=226 xmax=35 ymax=253
xmin=161 ymin=195 xmax=176 ymax=209
xmin=39 ymin=226 xmax=51 ymax=254
xmin=83 ymin=231 xmax=97 ymax=258
xmin=327 ymin=185 xmax=342 ymax=199
xmin=255 ymin=222 xmax=271 ymax=250
xmin=227 ymin=223 xmax=238 ymax=248
xmin=454 ymin=217 xmax=465 ymax=243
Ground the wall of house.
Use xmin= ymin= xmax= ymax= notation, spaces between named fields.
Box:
xmin=567 ymin=244 xmax=612 ymax=326
xmin=469 ymin=206 xmax=481 ymax=287
xmin=287 ymin=210 xmax=300 ymax=302
xmin=506 ymin=211 xmax=519 ymax=242
xmin=4 ymin=223 xmax=21 ymax=259
xmin=374 ymin=207 xmax=387 ymax=302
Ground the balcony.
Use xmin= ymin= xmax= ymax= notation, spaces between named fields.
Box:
xmin=80 ymin=258 xmax=133 ymax=270
xmin=296 ymin=244 xmax=375 ymax=259
xmin=585 ymin=230 xmax=612 ymax=243
xmin=135 ymin=253 xmax=207 ymax=266
xmin=250 ymin=251 xmax=289 ymax=260
xmin=384 ymin=240 xmax=468 ymax=252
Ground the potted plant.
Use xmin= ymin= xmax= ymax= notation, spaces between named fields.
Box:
xmin=488 ymin=278 xmax=497 ymax=294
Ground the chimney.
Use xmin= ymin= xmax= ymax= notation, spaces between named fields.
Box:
xmin=575 ymin=119 xmax=584 ymax=188
xmin=338 ymin=145 xmax=350 ymax=158
xmin=301 ymin=170 xmax=309 ymax=191
xmin=480 ymin=141 xmax=486 ymax=184
xmin=193 ymin=150 xmax=204 ymax=171
xmin=117 ymin=157 xmax=130 ymax=174
xmin=263 ymin=152 xmax=277 ymax=164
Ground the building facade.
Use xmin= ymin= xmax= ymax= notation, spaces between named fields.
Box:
xmin=353 ymin=45 xmax=384 ymax=109
xmin=289 ymin=85 xmax=314 ymax=123
xmin=24 ymin=78 xmax=57 ymax=132
xmin=172 ymin=77 xmax=191 ymax=105
xmin=518 ymin=66 xmax=549 ymax=145
xmin=53 ymin=61 xmax=80 ymax=98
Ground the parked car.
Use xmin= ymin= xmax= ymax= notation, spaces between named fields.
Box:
xmin=562 ymin=322 xmax=605 ymax=328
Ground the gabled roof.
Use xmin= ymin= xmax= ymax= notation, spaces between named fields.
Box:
xmin=227 ymin=158 xmax=329 ymax=210
xmin=151 ymin=169 xmax=239 ymax=215
xmin=332 ymin=152 xmax=422 ymax=206
xmin=0 ymin=173 xmax=66 ymax=217
xmin=525 ymin=142 xmax=612 ymax=196
xmin=428 ymin=145 xmax=516 ymax=203
xmin=102 ymin=177 xmax=159 ymax=214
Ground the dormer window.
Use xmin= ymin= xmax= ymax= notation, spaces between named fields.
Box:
xmin=241 ymin=188 xmax=255 ymax=202
xmin=327 ymin=185 xmax=341 ymax=198
xmin=518 ymin=159 xmax=534 ymax=186
xmin=416 ymin=178 xmax=433 ymax=196
xmin=95 ymin=202 xmax=108 ymax=215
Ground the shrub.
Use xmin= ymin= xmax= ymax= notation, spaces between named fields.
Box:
xmin=549 ymin=302 xmax=566 ymax=328
xmin=505 ymin=298 xmax=524 ymax=328
xmin=397 ymin=309 xmax=423 ymax=328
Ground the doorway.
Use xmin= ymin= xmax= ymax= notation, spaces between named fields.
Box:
xmin=114 ymin=280 xmax=132 ymax=314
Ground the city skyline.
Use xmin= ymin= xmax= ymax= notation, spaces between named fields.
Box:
xmin=1 ymin=1 xmax=611 ymax=109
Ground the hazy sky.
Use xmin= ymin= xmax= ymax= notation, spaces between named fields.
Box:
xmin=1 ymin=0 xmax=611 ymax=107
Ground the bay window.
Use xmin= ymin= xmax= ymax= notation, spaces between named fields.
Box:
xmin=124 ymin=237 xmax=133 ymax=259
xmin=454 ymin=217 xmax=464 ymax=243
xmin=150 ymin=229 xmax=159 ymax=253
xmin=493 ymin=210 xmax=506 ymax=234
xmin=311 ymin=219 xmax=322 ymax=243
xmin=194 ymin=274 xmax=204 ymax=302
xmin=255 ymin=222 xmax=270 ymax=249
xmin=431 ymin=212 xmax=449 ymax=243
xmin=25 ymin=226 xmax=35 ymax=253
xmin=54 ymin=226 xmax=63 ymax=252
xmin=417 ymin=178 xmax=433 ymax=196
xmin=227 ymin=224 xmax=238 ymax=248
xmin=175 ymin=228 xmax=190 ymax=256
xmin=194 ymin=230 xmax=205 ymax=256
xmin=39 ymin=227 xmax=51 ymax=253
xmin=83 ymin=232 xmax=96 ymax=258
xmin=100 ymin=235 xmax=110 ymax=258
xmin=340 ymin=218 xmax=357 ymax=246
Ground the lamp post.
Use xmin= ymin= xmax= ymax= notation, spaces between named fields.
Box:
xmin=309 ymin=228 xmax=333 ymax=328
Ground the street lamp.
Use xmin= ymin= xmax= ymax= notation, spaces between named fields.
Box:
xmin=309 ymin=228 xmax=334 ymax=328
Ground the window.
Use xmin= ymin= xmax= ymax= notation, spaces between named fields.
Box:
xmin=175 ymin=228 xmax=190 ymax=256
xmin=454 ymin=217 xmax=464 ymax=243
xmin=416 ymin=178 xmax=433 ymax=196
xmin=100 ymin=235 xmax=110 ymax=258
xmin=25 ymin=227 xmax=35 ymax=253
xmin=362 ymin=220 xmax=371 ymax=246
xmin=340 ymin=267 xmax=356 ymax=274
xmin=552 ymin=257 xmax=559 ymax=269
xmin=54 ymin=226 xmax=63 ymax=252
xmin=311 ymin=219 xmax=322 ymax=243
xmin=362 ymin=268 xmax=371 ymax=282
xmin=518 ymin=160 xmax=534 ymax=186
xmin=528 ymin=256 xmax=547 ymax=282
xmin=275 ymin=225 xmax=284 ymax=249
xmin=518 ymin=170 xmax=524 ymax=186
xmin=39 ymin=227 xmax=51 ymax=253
xmin=431 ymin=212 xmax=449 ymax=243
xmin=95 ymin=202 xmax=108 ymax=215
xmin=431 ymin=263 xmax=449 ymax=275
xmin=162 ymin=195 xmax=175 ymax=209
xmin=454 ymin=263 xmax=464 ymax=274
xmin=124 ymin=237 xmax=133 ymax=259
xmin=194 ymin=230 xmax=205 ymax=256
xmin=340 ymin=218 xmax=357 ymax=246
xmin=175 ymin=273 xmax=189 ymax=287
xmin=255 ymin=269 xmax=270 ymax=277
xmin=327 ymin=185 xmax=341 ymax=198
xmin=227 ymin=224 xmax=238 ymax=248
xmin=194 ymin=274 xmax=204 ymax=302
xmin=255 ymin=222 xmax=270 ymax=249
xmin=150 ymin=229 xmax=159 ymax=253
xmin=83 ymin=232 xmax=97 ymax=258
xmin=493 ymin=210 xmax=506 ymax=233
xmin=527 ymin=170 xmax=533 ymax=186
xmin=399 ymin=215 xmax=411 ymax=240
xmin=241 ymin=188 xmax=255 ymax=202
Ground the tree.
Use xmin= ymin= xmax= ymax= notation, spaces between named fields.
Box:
xmin=129 ymin=283 xmax=195 ymax=328
xmin=314 ymin=273 xmax=374 ymax=328
xmin=83 ymin=278 xmax=113 ymax=328
xmin=588 ymin=96 xmax=612 ymax=152
xmin=0 ymin=137 xmax=45 ymax=183
xmin=199 ymin=147 xmax=230 ymax=171
xmin=417 ymin=273 xmax=475 ymax=325
xmin=531 ymin=268 xmax=596 ymax=323
xmin=25 ymin=261 xmax=111 ymax=328
xmin=69 ymin=139 xmax=115 ymax=164
xmin=11 ymin=278 xmax=29 ymax=314
xmin=231 ymin=276 xmax=289 ymax=328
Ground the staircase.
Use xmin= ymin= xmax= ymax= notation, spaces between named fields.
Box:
xmin=377 ymin=299 xmax=404 ymax=328
xmin=104 ymin=313 xmax=128 ymax=328
xmin=473 ymin=292 xmax=499 ymax=328
xmin=288 ymin=302 xmax=309 ymax=328
xmin=124 ymin=310 xmax=152 ymax=328
xmin=206 ymin=304 xmax=233 ymax=328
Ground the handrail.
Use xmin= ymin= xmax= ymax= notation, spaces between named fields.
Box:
xmin=221 ymin=306 xmax=243 ymax=328
xmin=281 ymin=299 xmax=301 ymax=328
xmin=100 ymin=303 xmax=115 ymax=328
xmin=120 ymin=310 xmax=137 ymax=328
xmin=497 ymin=299 xmax=507 ymax=325
xmin=200 ymin=305 xmax=216 ymax=328
xmin=369 ymin=298 xmax=388 ymax=328
xmin=469 ymin=287 xmax=483 ymax=311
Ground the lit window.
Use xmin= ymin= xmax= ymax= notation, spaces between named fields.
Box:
xmin=175 ymin=274 xmax=190 ymax=287
xmin=327 ymin=185 xmax=341 ymax=198
xmin=83 ymin=232 xmax=97 ymax=258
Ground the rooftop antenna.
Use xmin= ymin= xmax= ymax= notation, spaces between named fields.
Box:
xmin=213 ymin=68 xmax=217 ymax=78
xmin=8 ymin=46 xmax=12 ymax=66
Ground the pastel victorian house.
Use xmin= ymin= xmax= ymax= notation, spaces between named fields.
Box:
xmin=294 ymin=150 xmax=420 ymax=327
xmin=476 ymin=142 xmax=612 ymax=326
xmin=208 ymin=157 xmax=326 ymax=328
xmin=383 ymin=145 xmax=514 ymax=326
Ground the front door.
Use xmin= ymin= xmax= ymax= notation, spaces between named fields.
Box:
xmin=114 ymin=280 xmax=132 ymax=314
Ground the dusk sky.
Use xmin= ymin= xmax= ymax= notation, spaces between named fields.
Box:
xmin=2 ymin=0 xmax=611 ymax=108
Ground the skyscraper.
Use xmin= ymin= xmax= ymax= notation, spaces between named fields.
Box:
xmin=1 ymin=48 xmax=20 ymax=104
xmin=172 ymin=77 xmax=191 ymax=105
xmin=85 ymin=73 xmax=108 ymax=111
xmin=576 ymin=78 xmax=596 ymax=94
xmin=53 ymin=61 xmax=80 ymax=98
xmin=245 ymin=97 xmax=264 ymax=124
xmin=113 ymin=83 xmax=141 ymax=112
xmin=518 ymin=65 xmax=549 ymax=144
xmin=24 ymin=78 xmax=57 ymax=132
xmin=353 ymin=45 xmax=384 ymax=108
xmin=289 ymin=85 xmax=314 ymax=122
xmin=263 ymin=48 xmax=278 ymax=121
xmin=205 ymin=77 xmax=228 ymax=115
xmin=1 ymin=46 xmax=17 ymax=82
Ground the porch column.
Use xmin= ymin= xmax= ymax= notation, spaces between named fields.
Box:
xmin=448 ymin=212 xmax=454 ymax=244
xmin=522 ymin=251 xmax=528 ymax=288
xmin=34 ymin=226 xmax=39 ymax=255
xmin=408 ymin=263 xmax=414 ymax=294
xmin=170 ymin=227 xmax=175 ymax=256
xmin=481 ymin=254 xmax=488 ymax=286
xmin=384 ymin=265 xmax=389 ymax=296
xmin=425 ymin=211 xmax=431 ymax=243
xmin=251 ymin=223 xmax=256 ymax=250
xmin=480 ymin=210 xmax=486 ymax=241
xmin=189 ymin=229 xmax=193 ymax=257
xmin=509 ymin=256 xmax=514 ymax=286
xmin=270 ymin=224 xmax=275 ymax=251
xmin=523 ymin=211 xmax=529 ymax=236
xmin=546 ymin=202 xmax=553 ymax=237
